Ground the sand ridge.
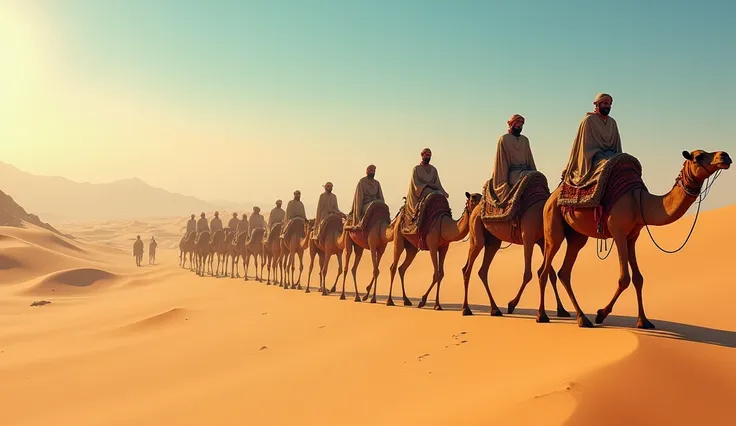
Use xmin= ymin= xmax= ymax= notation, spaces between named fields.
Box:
xmin=0 ymin=205 xmax=734 ymax=425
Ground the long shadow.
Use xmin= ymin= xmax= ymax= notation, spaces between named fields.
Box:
xmin=323 ymin=289 xmax=735 ymax=349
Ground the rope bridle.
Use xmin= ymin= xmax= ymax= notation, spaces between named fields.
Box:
xmin=638 ymin=160 xmax=721 ymax=254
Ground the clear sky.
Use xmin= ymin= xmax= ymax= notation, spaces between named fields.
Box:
xmin=1 ymin=0 xmax=734 ymax=214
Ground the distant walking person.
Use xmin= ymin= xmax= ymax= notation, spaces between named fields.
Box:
xmin=133 ymin=235 xmax=144 ymax=267
xmin=149 ymin=236 xmax=158 ymax=265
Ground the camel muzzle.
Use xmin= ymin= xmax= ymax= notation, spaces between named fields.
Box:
xmin=718 ymin=153 xmax=732 ymax=169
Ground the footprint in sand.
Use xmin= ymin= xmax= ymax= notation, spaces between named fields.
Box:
xmin=260 ymin=346 xmax=268 ymax=351
xmin=30 ymin=300 xmax=51 ymax=307
xmin=417 ymin=353 xmax=430 ymax=361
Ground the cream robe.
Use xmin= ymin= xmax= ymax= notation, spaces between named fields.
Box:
xmin=248 ymin=213 xmax=267 ymax=232
xmin=210 ymin=217 xmax=223 ymax=232
xmin=349 ymin=176 xmax=385 ymax=224
xmin=490 ymin=133 xmax=537 ymax=203
xmin=267 ymin=207 xmax=285 ymax=228
xmin=227 ymin=217 xmax=240 ymax=230
xmin=286 ymin=199 xmax=307 ymax=221
xmin=196 ymin=217 xmax=209 ymax=233
xmin=405 ymin=163 xmax=447 ymax=219
xmin=315 ymin=192 xmax=341 ymax=224
xmin=563 ymin=113 xmax=622 ymax=187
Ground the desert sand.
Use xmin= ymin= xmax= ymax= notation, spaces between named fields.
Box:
xmin=1 ymin=205 xmax=734 ymax=426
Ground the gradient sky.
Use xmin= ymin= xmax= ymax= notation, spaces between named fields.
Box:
xmin=1 ymin=0 xmax=734 ymax=214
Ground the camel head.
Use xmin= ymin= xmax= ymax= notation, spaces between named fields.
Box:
xmin=464 ymin=192 xmax=482 ymax=213
xmin=681 ymin=150 xmax=731 ymax=181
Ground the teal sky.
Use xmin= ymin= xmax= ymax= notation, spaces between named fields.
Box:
xmin=1 ymin=0 xmax=734 ymax=214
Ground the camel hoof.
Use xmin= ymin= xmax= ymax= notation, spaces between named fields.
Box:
xmin=636 ymin=318 xmax=656 ymax=329
xmin=490 ymin=308 xmax=503 ymax=317
xmin=339 ymin=293 xmax=346 ymax=300
xmin=305 ymin=288 xmax=311 ymax=294
xmin=329 ymin=286 xmax=336 ymax=293
xmin=557 ymin=308 xmax=571 ymax=318
xmin=536 ymin=312 xmax=550 ymax=323
xmin=386 ymin=299 xmax=395 ymax=307
xmin=403 ymin=298 xmax=412 ymax=307
xmin=362 ymin=294 xmax=370 ymax=302
xmin=244 ymin=277 xmax=249 ymax=281
xmin=297 ymin=285 xmax=303 ymax=290
xmin=433 ymin=304 xmax=443 ymax=311
xmin=507 ymin=301 xmax=518 ymax=315
xmin=461 ymin=307 xmax=473 ymax=316
xmin=369 ymin=297 xmax=377 ymax=304
xmin=321 ymin=291 xmax=329 ymax=296
xmin=354 ymin=296 xmax=361 ymax=302
xmin=417 ymin=298 xmax=427 ymax=309
xmin=577 ymin=315 xmax=593 ymax=328
xmin=266 ymin=281 xmax=271 ymax=286
xmin=595 ymin=309 xmax=608 ymax=324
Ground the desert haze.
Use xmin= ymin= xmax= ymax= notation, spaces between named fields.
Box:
xmin=0 ymin=190 xmax=733 ymax=426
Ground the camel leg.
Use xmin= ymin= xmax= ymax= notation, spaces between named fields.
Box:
xmin=306 ymin=244 xmax=317 ymax=293
xmin=396 ymin=245 xmax=418 ymax=307
xmin=628 ymin=234 xmax=653 ymax=329
xmin=507 ymin=233 xmax=537 ymax=315
xmin=460 ymin=242 xmax=483 ymax=315
xmin=432 ymin=245 xmax=449 ymax=310
xmin=341 ymin=238 xmax=357 ymax=301
xmin=535 ymin=240 xmax=569 ymax=317
xmin=555 ymin=231 xmax=593 ymax=327
xmin=593 ymin=230 xmax=630 ymax=325
xmin=320 ymin=253 xmax=331 ymax=296
xmin=330 ymin=250 xmax=342 ymax=293
xmin=265 ymin=254 xmax=272 ymax=285
xmin=296 ymin=250 xmax=305 ymax=289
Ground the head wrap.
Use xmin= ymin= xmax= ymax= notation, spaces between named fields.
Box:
xmin=323 ymin=181 xmax=333 ymax=188
xmin=294 ymin=190 xmax=301 ymax=196
xmin=232 ymin=212 xmax=237 ymax=217
xmin=593 ymin=93 xmax=613 ymax=105
xmin=276 ymin=199 xmax=282 ymax=204
xmin=253 ymin=206 xmax=260 ymax=213
xmin=421 ymin=148 xmax=432 ymax=156
xmin=507 ymin=114 xmax=525 ymax=127
xmin=366 ymin=164 xmax=376 ymax=173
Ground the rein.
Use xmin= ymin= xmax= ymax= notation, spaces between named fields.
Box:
xmin=639 ymin=162 xmax=721 ymax=254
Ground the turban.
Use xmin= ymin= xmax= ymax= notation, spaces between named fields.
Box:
xmin=507 ymin=114 xmax=525 ymax=126
xmin=276 ymin=199 xmax=282 ymax=203
xmin=593 ymin=93 xmax=613 ymax=105
xmin=421 ymin=148 xmax=432 ymax=155
xmin=323 ymin=182 xmax=333 ymax=188
xmin=232 ymin=212 xmax=237 ymax=217
xmin=294 ymin=190 xmax=301 ymax=195
xmin=366 ymin=164 xmax=376 ymax=173
xmin=253 ymin=206 xmax=260 ymax=212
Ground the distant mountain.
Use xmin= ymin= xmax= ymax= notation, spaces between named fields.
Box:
xmin=0 ymin=188 xmax=71 ymax=238
xmin=0 ymin=162 xmax=227 ymax=222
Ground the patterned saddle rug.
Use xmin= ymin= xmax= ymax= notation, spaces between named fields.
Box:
xmin=400 ymin=191 xmax=451 ymax=250
xmin=481 ymin=171 xmax=550 ymax=223
xmin=558 ymin=153 xmax=647 ymax=234
xmin=312 ymin=213 xmax=344 ymax=245
xmin=345 ymin=201 xmax=391 ymax=242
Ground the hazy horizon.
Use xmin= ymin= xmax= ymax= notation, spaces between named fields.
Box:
xmin=2 ymin=0 xmax=735 ymax=217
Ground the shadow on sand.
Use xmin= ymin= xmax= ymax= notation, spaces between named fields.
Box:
xmin=310 ymin=287 xmax=735 ymax=349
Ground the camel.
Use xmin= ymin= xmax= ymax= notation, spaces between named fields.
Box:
xmin=538 ymin=150 xmax=731 ymax=328
xmin=222 ymin=230 xmax=236 ymax=276
xmin=386 ymin=191 xmax=481 ymax=310
xmin=339 ymin=201 xmax=393 ymax=303
xmin=229 ymin=231 xmax=246 ymax=278
xmin=281 ymin=218 xmax=307 ymax=290
xmin=179 ymin=231 xmax=196 ymax=270
xmin=263 ymin=224 xmax=284 ymax=285
xmin=244 ymin=228 xmax=266 ymax=281
xmin=209 ymin=229 xmax=228 ymax=277
xmin=304 ymin=214 xmax=344 ymax=296
xmin=194 ymin=230 xmax=212 ymax=276
xmin=460 ymin=173 xmax=569 ymax=317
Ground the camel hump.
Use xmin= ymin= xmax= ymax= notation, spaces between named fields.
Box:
xmin=362 ymin=201 xmax=390 ymax=227
xmin=195 ymin=231 xmax=210 ymax=244
xmin=481 ymin=171 xmax=550 ymax=223
xmin=247 ymin=227 xmax=265 ymax=245
xmin=401 ymin=191 xmax=450 ymax=238
xmin=266 ymin=223 xmax=282 ymax=243
xmin=283 ymin=217 xmax=306 ymax=239
xmin=558 ymin=153 xmax=645 ymax=210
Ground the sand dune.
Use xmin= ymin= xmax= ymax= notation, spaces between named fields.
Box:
xmin=0 ymin=205 xmax=734 ymax=425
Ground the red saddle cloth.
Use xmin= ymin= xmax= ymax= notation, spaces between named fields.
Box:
xmin=400 ymin=191 xmax=451 ymax=251
xmin=558 ymin=153 xmax=647 ymax=234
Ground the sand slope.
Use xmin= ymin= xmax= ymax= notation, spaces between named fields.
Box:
xmin=1 ymin=206 xmax=734 ymax=426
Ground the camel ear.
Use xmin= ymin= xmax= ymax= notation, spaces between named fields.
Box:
xmin=682 ymin=150 xmax=693 ymax=161
xmin=465 ymin=191 xmax=470 ymax=199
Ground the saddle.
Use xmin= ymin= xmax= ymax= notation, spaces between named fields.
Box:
xmin=281 ymin=217 xmax=305 ymax=239
xmin=345 ymin=201 xmax=390 ymax=242
xmin=312 ymin=213 xmax=344 ymax=245
xmin=246 ymin=228 xmax=264 ymax=245
xmin=400 ymin=191 xmax=451 ymax=250
xmin=263 ymin=223 xmax=281 ymax=244
xmin=481 ymin=171 xmax=550 ymax=223
xmin=558 ymin=153 xmax=647 ymax=234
